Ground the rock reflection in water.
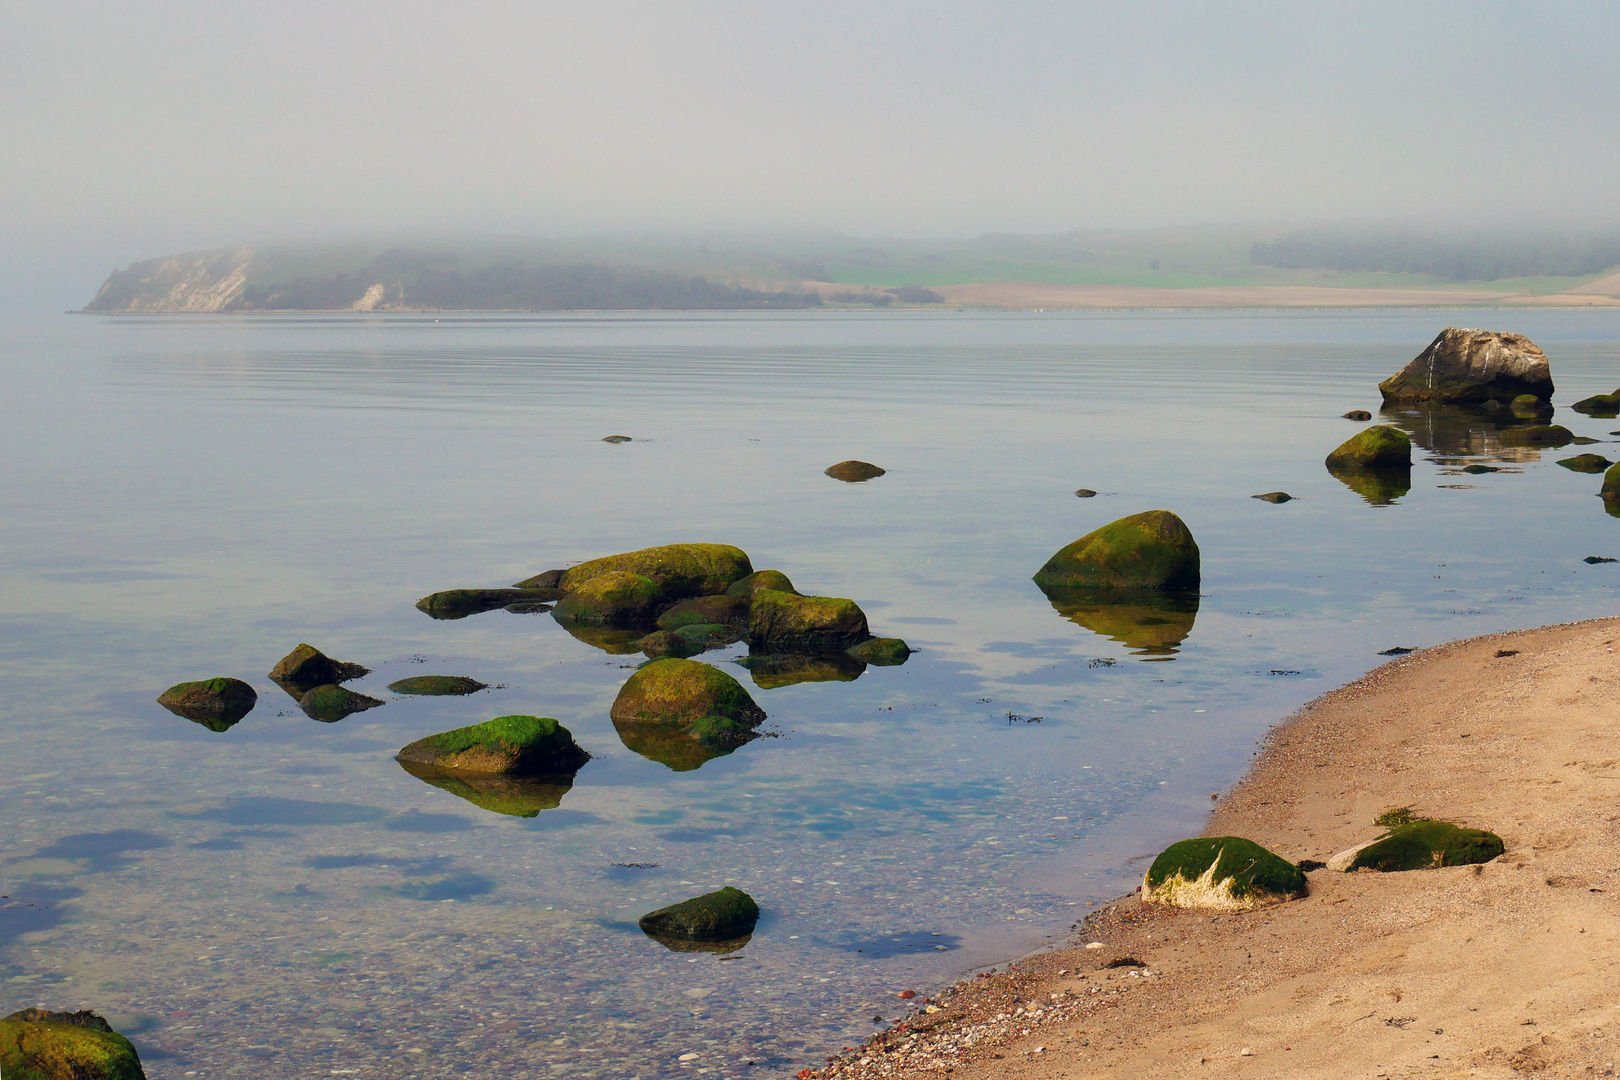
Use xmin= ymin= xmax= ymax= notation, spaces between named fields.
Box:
xmin=1378 ymin=404 xmax=1549 ymax=465
xmin=550 ymin=615 xmax=646 ymax=655
xmin=1037 ymin=586 xmax=1199 ymax=659
xmin=642 ymin=932 xmax=752 ymax=955
xmin=610 ymin=718 xmax=747 ymax=772
xmin=1326 ymin=462 xmax=1413 ymax=506
xmin=395 ymin=759 xmax=576 ymax=818
xmin=737 ymin=650 xmax=865 ymax=689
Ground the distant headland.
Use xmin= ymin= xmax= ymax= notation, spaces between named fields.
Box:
xmin=83 ymin=228 xmax=1620 ymax=312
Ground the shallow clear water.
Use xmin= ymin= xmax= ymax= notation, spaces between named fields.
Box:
xmin=4 ymin=308 xmax=1620 ymax=1078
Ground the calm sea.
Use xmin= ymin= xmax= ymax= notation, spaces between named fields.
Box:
xmin=3 ymin=308 xmax=1619 ymax=1078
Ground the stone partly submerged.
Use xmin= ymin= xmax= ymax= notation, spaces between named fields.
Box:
xmin=1603 ymin=463 xmax=1620 ymax=503
xmin=1509 ymin=393 xmax=1553 ymax=417
xmin=554 ymin=544 xmax=753 ymax=600
xmin=269 ymin=644 xmax=370 ymax=696
xmin=550 ymin=571 xmax=664 ymax=626
xmin=298 ymin=685 xmax=384 ymax=723
xmin=397 ymin=715 xmax=591 ymax=776
xmin=1572 ymin=389 xmax=1620 ymax=417
xmin=824 ymin=460 xmax=886 ymax=482
xmin=724 ymin=569 xmax=801 ymax=599
xmin=1497 ymin=424 xmax=1574 ymax=448
xmin=1378 ymin=327 xmax=1554 ymax=404
xmin=1142 ymin=837 xmax=1308 ymax=911
xmin=656 ymin=594 xmax=750 ymax=630
xmin=1342 ymin=410 xmax=1372 ymax=421
xmin=386 ymin=675 xmax=489 ymax=696
xmin=1251 ymin=491 xmax=1293 ymax=503
xmin=156 ymin=677 xmax=257 ymax=731
xmin=845 ymin=637 xmax=912 ymax=666
xmin=414 ymin=588 xmax=558 ymax=620
xmin=638 ymin=886 xmax=760 ymax=943
xmin=1 ymin=1008 xmax=146 ymax=1080
xmin=1041 ymin=588 xmax=1200 ymax=658
xmin=1033 ymin=510 xmax=1200 ymax=592
xmin=748 ymin=589 xmax=871 ymax=650
xmin=1327 ymin=819 xmax=1505 ymax=872
xmin=1324 ymin=425 xmax=1412 ymax=469
xmin=610 ymin=659 xmax=766 ymax=771
xmin=1556 ymin=453 xmax=1613 ymax=474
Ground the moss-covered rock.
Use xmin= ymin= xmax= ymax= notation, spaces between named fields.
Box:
xmin=1041 ymin=588 xmax=1200 ymax=657
xmin=1509 ymin=393 xmax=1553 ymax=417
xmin=1033 ymin=510 xmax=1200 ymax=592
xmin=1325 ymin=425 xmax=1412 ymax=469
xmin=1328 ymin=819 xmax=1505 ymax=872
xmin=156 ymin=677 xmax=256 ymax=731
xmin=638 ymin=886 xmax=760 ymax=941
xmin=1142 ymin=837 xmax=1307 ymax=911
xmin=1378 ymin=328 xmax=1553 ymax=404
xmin=557 ymin=544 xmax=753 ymax=599
xmin=1556 ymin=453 xmax=1613 ymax=473
xmin=397 ymin=715 xmax=590 ymax=775
xmin=1251 ymin=491 xmax=1293 ymax=503
xmin=395 ymin=759 xmax=574 ymax=818
xmin=740 ymin=651 xmax=866 ymax=689
xmin=824 ymin=460 xmax=886 ymax=482
xmin=846 ymin=637 xmax=912 ymax=665
xmin=1497 ymin=424 xmax=1574 ymax=447
xmin=299 ymin=685 xmax=384 ymax=723
xmin=386 ymin=675 xmax=488 ymax=696
xmin=1 ymin=1009 xmax=145 ymax=1080
xmin=415 ymin=588 xmax=558 ymax=620
xmin=550 ymin=571 xmax=664 ymax=626
xmin=269 ymin=644 xmax=369 ymax=696
xmin=611 ymin=659 xmax=766 ymax=728
xmin=1571 ymin=391 xmax=1620 ymax=417
xmin=724 ymin=569 xmax=801 ymax=599
xmin=1327 ymin=462 xmax=1413 ymax=505
xmin=512 ymin=569 xmax=564 ymax=589
xmin=656 ymin=594 xmax=750 ymax=630
xmin=672 ymin=623 xmax=739 ymax=647
xmin=748 ymin=589 xmax=871 ymax=649
xmin=636 ymin=630 xmax=705 ymax=660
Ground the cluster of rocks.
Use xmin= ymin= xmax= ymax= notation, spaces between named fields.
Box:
xmin=1 ymin=1007 xmax=146 ymax=1079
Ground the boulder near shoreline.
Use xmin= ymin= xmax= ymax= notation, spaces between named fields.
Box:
xmin=802 ymin=617 xmax=1620 ymax=1079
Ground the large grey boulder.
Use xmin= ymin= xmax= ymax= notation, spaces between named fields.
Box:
xmin=1378 ymin=328 xmax=1553 ymax=404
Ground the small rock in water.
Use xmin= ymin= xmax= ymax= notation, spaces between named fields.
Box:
xmin=1585 ymin=556 xmax=1619 ymax=564
xmin=638 ymin=886 xmax=759 ymax=942
xmin=270 ymin=643 xmax=370 ymax=695
xmin=386 ymin=675 xmax=488 ymax=696
xmin=1342 ymin=410 xmax=1372 ymax=421
xmin=602 ymin=434 xmax=633 ymax=443
xmin=1557 ymin=453 xmax=1613 ymax=473
xmin=157 ymin=676 xmax=257 ymax=731
xmin=1251 ymin=491 xmax=1292 ymax=503
xmin=825 ymin=460 xmax=886 ymax=482
xmin=299 ymin=684 xmax=384 ymax=722
xmin=1461 ymin=464 xmax=1501 ymax=474
xmin=1378 ymin=646 xmax=1415 ymax=656
xmin=1073 ymin=488 xmax=1098 ymax=498
xmin=898 ymin=990 xmax=916 ymax=999
xmin=1572 ymin=436 xmax=1602 ymax=445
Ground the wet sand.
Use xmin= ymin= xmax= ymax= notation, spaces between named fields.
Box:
xmin=806 ymin=618 xmax=1620 ymax=1078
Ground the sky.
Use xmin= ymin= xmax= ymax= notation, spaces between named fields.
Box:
xmin=4 ymin=0 xmax=1619 ymax=307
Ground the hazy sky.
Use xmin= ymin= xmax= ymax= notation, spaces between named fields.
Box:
xmin=4 ymin=0 xmax=1619 ymax=305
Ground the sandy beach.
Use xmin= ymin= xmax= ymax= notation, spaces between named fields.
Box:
xmin=806 ymin=618 xmax=1620 ymax=1079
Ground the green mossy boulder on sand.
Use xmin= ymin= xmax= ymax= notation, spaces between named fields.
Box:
xmin=556 ymin=544 xmax=753 ymax=599
xmin=611 ymin=659 xmax=766 ymax=729
xmin=656 ymin=594 xmax=750 ymax=630
xmin=512 ymin=569 xmax=564 ymax=589
xmin=1378 ymin=328 xmax=1554 ymax=404
xmin=740 ymin=651 xmax=866 ymax=689
xmin=1556 ymin=453 xmax=1613 ymax=473
xmin=824 ymin=460 xmax=886 ymax=482
xmin=638 ymin=886 xmax=760 ymax=942
xmin=1032 ymin=510 xmax=1201 ymax=592
xmin=397 ymin=715 xmax=590 ymax=775
xmin=1327 ymin=819 xmax=1504 ymax=872
xmin=1142 ymin=837 xmax=1307 ymax=911
xmin=386 ymin=675 xmax=488 ymax=696
xmin=748 ymin=589 xmax=871 ymax=649
xmin=299 ymin=685 xmax=383 ymax=723
xmin=550 ymin=571 xmax=664 ymax=626
xmin=1572 ymin=390 xmax=1620 ymax=417
xmin=1324 ymin=425 xmax=1412 ymax=469
xmin=1327 ymin=462 xmax=1413 ymax=506
xmin=156 ymin=677 xmax=256 ymax=731
xmin=845 ymin=637 xmax=912 ymax=665
xmin=724 ymin=569 xmax=801 ymax=598
xmin=395 ymin=759 xmax=575 ymax=818
xmin=415 ymin=588 xmax=558 ymax=620
xmin=1041 ymin=587 xmax=1200 ymax=657
xmin=1 ymin=1009 xmax=145 ymax=1080
xmin=1497 ymin=424 xmax=1573 ymax=448
xmin=269 ymin=644 xmax=370 ymax=695
xmin=636 ymin=630 xmax=705 ymax=660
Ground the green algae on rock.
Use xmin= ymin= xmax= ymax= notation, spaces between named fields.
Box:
xmin=512 ymin=568 xmax=564 ymax=590
xmin=550 ymin=571 xmax=664 ymax=626
xmin=656 ymin=594 xmax=750 ymax=630
xmin=298 ymin=684 xmax=384 ymax=723
xmin=397 ymin=715 xmax=590 ymax=775
xmin=1328 ymin=819 xmax=1505 ymax=872
xmin=1040 ymin=587 xmax=1200 ymax=658
xmin=415 ymin=588 xmax=558 ymax=620
xmin=1324 ymin=425 xmax=1412 ymax=469
xmin=845 ymin=637 xmax=912 ymax=666
xmin=1032 ymin=510 xmax=1200 ymax=592
xmin=1142 ymin=837 xmax=1307 ymax=911
xmin=1497 ymin=424 xmax=1574 ymax=448
xmin=638 ymin=886 xmax=760 ymax=942
xmin=1509 ymin=393 xmax=1553 ymax=416
xmin=386 ymin=675 xmax=489 ymax=696
xmin=556 ymin=544 xmax=753 ymax=599
xmin=269 ymin=643 xmax=370 ymax=695
xmin=739 ymin=651 xmax=866 ymax=690
xmin=748 ymin=589 xmax=871 ymax=649
xmin=1377 ymin=328 xmax=1553 ymax=404
xmin=724 ymin=569 xmax=801 ymax=599
xmin=611 ymin=659 xmax=765 ymax=729
xmin=156 ymin=677 xmax=256 ymax=731
xmin=1572 ymin=390 xmax=1620 ymax=417
xmin=1 ymin=1009 xmax=146 ymax=1080
xmin=395 ymin=759 xmax=575 ymax=818
xmin=824 ymin=460 xmax=886 ymax=482
xmin=1556 ymin=453 xmax=1613 ymax=473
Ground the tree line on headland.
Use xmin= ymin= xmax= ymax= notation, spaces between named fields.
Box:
xmin=1251 ymin=229 xmax=1620 ymax=281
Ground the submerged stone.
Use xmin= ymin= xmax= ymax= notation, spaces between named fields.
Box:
xmin=1342 ymin=410 xmax=1372 ymax=421
xmin=748 ymin=589 xmax=871 ymax=649
xmin=610 ymin=659 xmax=765 ymax=770
xmin=1509 ymin=393 xmax=1553 ymax=417
xmin=395 ymin=760 xmax=575 ymax=818
xmin=1325 ymin=425 xmax=1412 ymax=469
xmin=824 ymin=460 xmax=886 ymax=482
xmin=269 ymin=644 xmax=369 ymax=696
xmin=740 ymin=651 xmax=866 ymax=690
xmin=1571 ymin=391 xmax=1620 ymax=417
xmin=1040 ymin=587 xmax=1199 ymax=658
xmin=386 ymin=675 xmax=488 ymax=696
xmin=1327 ymin=819 xmax=1504 ymax=872
xmin=1378 ymin=328 xmax=1554 ymax=404
xmin=397 ymin=715 xmax=590 ymax=775
xmin=550 ymin=571 xmax=663 ymax=626
xmin=1 ymin=1009 xmax=146 ymax=1080
xmin=1251 ymin=491 xmax=1293 ymax=503
xmin=557 ymin=544 xmax=753 ymax=600
xmin=156 ymin=677 xmax=257 ymax=731
xmin=1461 ymin=464 xmax=1501 ymax=474
xmin=1073 ymin=488 xmax=1098 ymax=498
xmin=601 ymin=434 xmax=633 ymax=443
xmin=1497 ymin=424 xmax=1573 ymax=447
xmin=845 ymin=637 xmax=913 ymax=665
xmin=1556 ymin=453 xmax=1613 ymax=473
xmin=415 ymin=588 xmax=558 ymax=620
xmin=724 ymin=569 xmax=801 ymax=599
xmin=656 ymin=594 xmax=750 ymax=630
xmin=299 ymin=685 xmax=384 ymax=723
xmin=638 ymin=886 xmax=760 ymax=942
xmin=1033 ymin=510 xmax=1201 ymax=591
xmin=1142 ymin=837 xmax=1307 ymax=911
